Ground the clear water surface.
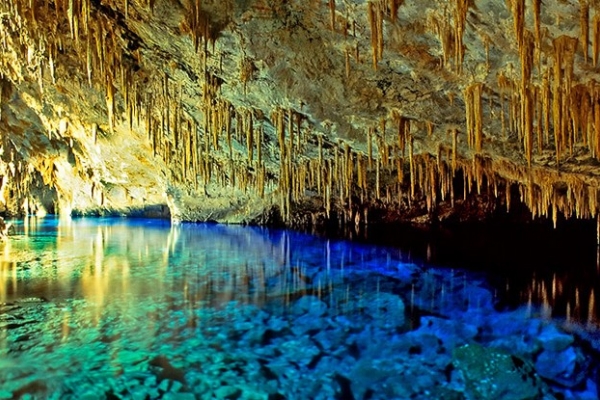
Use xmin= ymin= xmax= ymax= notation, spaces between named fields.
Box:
xmin=0 ymin=217 xmax=598 ymax=399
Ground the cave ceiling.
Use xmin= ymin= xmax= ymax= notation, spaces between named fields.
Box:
xmin=1 ymin=0 xmax=600 ymax=225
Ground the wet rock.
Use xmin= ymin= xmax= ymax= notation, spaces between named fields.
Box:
xmin=453 ymin=343 xmax=547 ymax=400
xmin=313 ymin=326 xmax=347 ymax=352
xmin=15 ymin=297 xmax=48 ymax=304
xmin=404 ymin=331 xmax=446 ymax=360
xmin=364 ymin=292 xmax=405 ymax=328
xmin=291 ymin=296 xmax=328 ymax=317
xmin=214 ymin=386 xmax=242 ymax=399
xmin=279 ymin=336 xmax=321 ymax=366
xmin=333 ymin=373 xmax=355 ymax=400
xmin=412 ymin=316 xmax=478 ymax=351
xmin=148 ymin=355 xmax=187 ymax=384
xmin=535 ymin=347 xmax=586 ymax=388
xmin=537 ymin=324 xmax=574 ymax=352
xmin=78 ymin=391 xmax=101 ymax=400
xmin=290 ymin=313 xmax=330 ymax=336
xmin=117 ymin=350 xmax=148 ymax=366
xmin=162 ymin=393 xmax=196 ymax=400
xmin=485 ymin=308 xmax=533 ymax=338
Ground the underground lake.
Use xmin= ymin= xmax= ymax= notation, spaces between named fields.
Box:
xmin=0 ymin=216 xmax=599 ymax=399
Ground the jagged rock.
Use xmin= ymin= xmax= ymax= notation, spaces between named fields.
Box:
xmin=535 ymin=347 xmax=587 ymax=388
xmin=214 ymin=386 xmax=242 ymax=400
xmin=291 ymin=296 xmax=328 ymax=317
xmin=364 ymin=292 xmax=405 ymax=328
xmin=537 ymin=324 xmax=575 ymax=352
xmin=411 ymin=316 xmax=478 ymax=351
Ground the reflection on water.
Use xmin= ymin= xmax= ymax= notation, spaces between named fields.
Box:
xmin=344 ymin=220 xmax=600 ymax=329
xmin=0 ymin=217 xmax=599 ymax=399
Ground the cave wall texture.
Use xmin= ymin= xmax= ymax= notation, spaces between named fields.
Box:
xmin=1 ymin=0 xmax=600 ymax=227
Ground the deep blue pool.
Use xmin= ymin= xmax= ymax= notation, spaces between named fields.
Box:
xmin=0 ymin=217 xmax=598 ymax=399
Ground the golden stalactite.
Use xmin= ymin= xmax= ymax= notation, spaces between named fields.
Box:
xmin=451 ymin=128 xmax=458 ymax=172
xmin=541 ymin=70 xmax=551 ymax=148
xmin=532 ymin=0 xmax=542 ymax=49
xmin=464 ymin=82 xmax=484 ymax=153
xmin=367 ymin=0 xmax=384 ymax=70
xmin=329 ymin=0 xmax=336 ymax=32
xmin=594 ymin=13 xmax=600 ymax=66
xmin=389 ymin=0 xmax=403 ymax=23
xmin=428 ymin=12 xmax=454 ymax=69
xmin=594 ymin=87 xmax=600 ymax=158
xmin=581 ymin=0 xmax=590 ymax=63
xmin=367 ymin=126 xmax=374 ymax=169
xmin=519 ymin=31 xmax=535 ymax=166
xmin=508 ymin=0 xmax=525 ymax=50
xmin=246 ymin=109 xmax=254 ymax=163
xmin=184 ymin=0 xmax=219 ymax=53
xmin=345 ymin=48 xmax=351 ymax=79
xmin=453 ymin=0 xmax=469 ymax=74
xmin=552 ymin=35 xmax=579 ymax=164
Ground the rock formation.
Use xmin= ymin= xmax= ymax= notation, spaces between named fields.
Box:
xmin=1 ymin=0 xmax=600 ymax=228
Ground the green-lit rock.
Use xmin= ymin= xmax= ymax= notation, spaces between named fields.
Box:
xmin=162 ymin=393 xmax=196 ymax=400
xmin=214 ymin=385 xmax=242 ymax=399
xmin=452 ymin=343 xmax=548 ymax=400
xmin=0 ymin=391 xmax=12 ymax=400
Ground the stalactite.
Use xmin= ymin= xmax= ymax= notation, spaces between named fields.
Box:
xmin=452 ymin=129 xmax=458 ymax=172
xmin=329 ymin=0 xmax=336 ymax=32
xmin=428 ymin=13 xmax=453 ymax=69
xmin=345 ymin=48 xmax=351 ymax=79
xmin=288 ymin=109 xmax=294 ymax=166
xmin=581 ymin=1 xmax=590 ymax=63
xmin=247 ymin=110 xmax=254 ymax=163
xmin=367 ymin=1 xmax=383 ymax=70
xmin=454 ymin=0 xmax=469 ymax=73
xmin=594 ymin=14 xmax=600 ymax=66
xmin=344 ymin=143 xmax=351 ymax=201
xmin=376 ymin=160 xmax=380 ymax=200
xmin=464 ymin=83 xmax=483 ymax=152
xmin=367 ymin=127 xmax=373 ymax=169
xmin=257 ymin=124 xmax=263 ymax=168
xmin=542 ymin=71 xmax=551 ymax=147
xmin=106 ymin=74 xmax=115 ymax=133
xmin=520 ymin=31 xmax=535 ymax=165
xmin=68 ymin=0 xmax=75 ymax=40
xmin=533 ymin=0 xmax=541 ymax=49
xmin=86 ymin=33 xmax=92 ymax=87
xmin=389 ymin=0 xmax=403 ymax=23
xmin=409 ymin=134 xmax=415 ymax=200
xmin=509 ymin=0 xmax=525 ymax=50
xmin=535 ymin=85 xmax=543 ymax=154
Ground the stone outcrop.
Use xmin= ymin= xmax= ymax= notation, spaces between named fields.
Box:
xmin=1 ymin=0 xmax=600 ymax=226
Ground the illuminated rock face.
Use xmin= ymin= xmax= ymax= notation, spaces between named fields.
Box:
xmin=1 ymin=0 xmax=600 ymax=225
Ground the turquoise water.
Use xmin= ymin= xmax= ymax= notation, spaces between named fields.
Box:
xmin=0 ymin=217 xmax=598 ymax=399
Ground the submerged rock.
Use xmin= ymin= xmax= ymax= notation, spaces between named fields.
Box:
xmin=537 ymin=324 xmax=575 ymax=352
xmin=535 ymin=347 xmax=587 ymax=388
xmin=453 ymin=343 xmax=548 ymax=400
xmin=291 ymin=296 xmax=328 ymax=317
xmin=412 ymin=316 xmax=478 ymax=351
xmin=364 ymin=292 xmax=405 ymax=329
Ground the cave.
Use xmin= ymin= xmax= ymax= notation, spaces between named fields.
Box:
xmin=1 ymin=0 xmax=600 ymax=398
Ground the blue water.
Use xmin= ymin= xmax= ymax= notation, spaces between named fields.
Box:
xmin=0 ymin=217 xmax=598 ymax=399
